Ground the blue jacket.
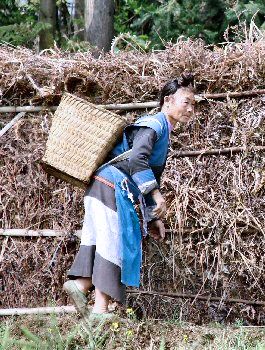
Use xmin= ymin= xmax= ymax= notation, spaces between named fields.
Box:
xmin=111 ymin=111 xmax=170 ymax=195
xmin=94 ymin=112 xmax=171 ymax=286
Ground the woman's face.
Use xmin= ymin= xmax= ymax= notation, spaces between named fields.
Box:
xmin=163 ymin=88 xmax=195 ymax=125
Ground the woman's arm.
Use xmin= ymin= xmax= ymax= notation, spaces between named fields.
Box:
xmin=127 ymin=127 xmax=167 ymax=220
xmin=128 ymin=127 xmax=159 ymax=194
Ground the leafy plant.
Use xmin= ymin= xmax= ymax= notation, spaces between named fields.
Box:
xmin=224 ymin=0 xmax=265 ymax=30
xmin=0 ymin=22 xmax=49 ymax=47
xmin=0 ymin=0 xmax=41 ymax=47
xmin=0 ymin=322 xmax=12 ymax=350
xmin=114 ymin=0 xmax=265 ymax=49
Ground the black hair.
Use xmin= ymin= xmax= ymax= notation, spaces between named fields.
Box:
xmin=159 ymin=72 xmax=194 ymax=109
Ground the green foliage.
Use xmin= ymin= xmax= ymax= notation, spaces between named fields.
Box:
xmin=112 ymin=33 xmax=151 ymax=53
xmin=159 ymin=336 xmax=166 ymax=350
xmin=0 ymin=22 xmax=48 ymax=47
xmin=0 ymin=0 xmax=39 ymax=26
xmin=0 ymin=316 xmax=81 ymax=350
xmin=114 ymin=0 xmax=226 ymax=48
xmin=60 ymin=37 xmax=92 ymax=52
xmin=224 ymin=0 xmax=265 ymax=30
xmin=114 ymin=0 xmax=265 ymax=49
xmin=1 ymin=0 xmax=265 ymax=49
xmin=0 ymin=0 xmax=40 ymax=47
xmin=0 ymin=315 xmax=112 ymax=350
xmin=0 ymin=322 xmax=12 ymax=350
xmin=0 ymin=0 xmax=22 ymax=26
xmin=1 ymin=315 xmax=265 ymax=350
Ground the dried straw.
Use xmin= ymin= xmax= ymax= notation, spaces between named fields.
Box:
xmin=0 ymin=27 xmax=264 ymax=324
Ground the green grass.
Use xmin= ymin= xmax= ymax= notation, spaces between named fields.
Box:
xmin=0 ymin=314 xmax=264 ymax=350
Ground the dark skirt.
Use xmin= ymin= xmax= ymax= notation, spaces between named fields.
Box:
xmin=67 ymin=175 xmax=126 ymax=304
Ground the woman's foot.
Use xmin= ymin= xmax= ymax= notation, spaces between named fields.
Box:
xmin=93 ymin=288 xmax=110 ymax=314
xmin=89 ymin=312 xmax=116 ymax=321
xmin=86 ymin=312 xmax=118 ymax=325
xmin=63 ymin=280 xmax=89 ymax=317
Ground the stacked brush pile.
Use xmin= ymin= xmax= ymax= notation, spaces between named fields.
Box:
xmin=0 ymin=26 xmax=264 ymax=324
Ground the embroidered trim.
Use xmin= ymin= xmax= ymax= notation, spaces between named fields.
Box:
xmin=138 ymin=179 xmax=158 ymax=195
xmin=94 ymin=175 xmax=115 ymax=189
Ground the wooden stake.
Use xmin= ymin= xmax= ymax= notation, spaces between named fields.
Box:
xmin=0 ymin=227 xmax=261 ymax=238
xmin=201 ymin=89 xmax=265 ymax=100
xmin=0 ymin=229 xmax=82 ymax=238
xmin=173 ymin=145 xmax=265 ymax=158
xmin=0 ymin=112 xmax=25 ymax=138
xmin=0 ymin=237 xmax=9 ymax=263
xmin=0 ymin=305 xmax=76 ymax=316
xmin=128 ymin=290 xmax=265 ymax=307
xmin=0 ymin=88 xmax=265 ymax=113
xmin=0 ymin=102 xmax=157 ymax=113
xmin=100 ymin=101 xmax=158 ymax=110
xmin=0 ymin=106 xmax=57 ymax=113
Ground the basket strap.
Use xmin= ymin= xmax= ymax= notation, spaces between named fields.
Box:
xmin=97 ymin=150 xmax=132 ymax=172
xmin=106 ymin=150 xmax=132 ymax=165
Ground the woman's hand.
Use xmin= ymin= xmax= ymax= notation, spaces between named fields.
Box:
xmin=151 ymin=189 xmax=166 ymax=219
xmin=148 ymin=220 xmax=165 ymax=242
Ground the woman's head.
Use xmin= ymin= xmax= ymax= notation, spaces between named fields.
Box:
xmin=160 ymin=72 xmax=195 ymax=125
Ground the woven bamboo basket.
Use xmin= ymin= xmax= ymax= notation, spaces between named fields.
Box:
xmin=42 ymin=93 xmax=127 ymax=189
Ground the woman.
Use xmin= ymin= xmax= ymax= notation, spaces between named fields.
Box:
xmin=63 ymin=73 xmax=195 ymax=319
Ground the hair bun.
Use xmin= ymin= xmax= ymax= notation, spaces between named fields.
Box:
xmin=159 ymin=72 xmax=195 ymax=108
xmin=178 ymin=72 xmax=194 ymax=87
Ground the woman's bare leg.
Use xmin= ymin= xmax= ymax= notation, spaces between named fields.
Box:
xmin=74 ymin=277 xmax=92 ymax=294
xmin=93 ymin=288 xmax=110 ymax=314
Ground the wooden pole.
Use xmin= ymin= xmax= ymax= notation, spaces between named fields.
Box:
xmin=0 ymin=226 xmax=261 ymax=238
xmin=0 ymin=237 xmax=9 ymax=263
xmin=0 ymin=229 xmax=82 ymax=238
xmin=0 ymin=306 xmax=76 ymax=316
xmin=0 ymin=228 xmax=177 ymax=237
xmin=202 ymin=89 xmax=265 ymax=100
xmin=0 ymin=103 xmax=156 ymax=113
xmin=173 ymin=145 xmax=265 ymax=158
xmin=101 ymin=101 xmax=158 ymax=110
xmin=0 ymin=112 xmax=25 ymax=138
xmin=128 ymin=290 xmax=265 ymax=307
xmin=0 ymin=106 xmax=57 ymax=113
xmin=1 ymin=88 xmax=265 ymax=113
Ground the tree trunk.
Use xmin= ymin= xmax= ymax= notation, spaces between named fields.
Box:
xmin=84 ymin=0 xmax=114 ymax=51
xmin=74 ymin=0 xmax=85 ymax=40
xmin=39 ymin=0 xmax=57 ymax=50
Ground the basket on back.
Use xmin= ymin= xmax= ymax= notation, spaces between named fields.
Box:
xmin=42 ymin=93 xmax=127 ymax=189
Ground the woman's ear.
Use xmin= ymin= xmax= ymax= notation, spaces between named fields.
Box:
xmin=164 ymin=95 xmax=170 ymax=103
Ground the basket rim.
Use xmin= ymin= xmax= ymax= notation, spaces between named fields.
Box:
xmin=62 ymin=92 xmax=127 ymax=122
xmin=40 ymin=160 xmax=88 ymax=189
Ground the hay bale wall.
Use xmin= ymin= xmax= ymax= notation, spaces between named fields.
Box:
xmin=0 ymin=35 xmax=264 ymax=324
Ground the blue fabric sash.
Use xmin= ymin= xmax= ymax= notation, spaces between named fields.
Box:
xmin=97 ymin=165 xmax=142 ymax=287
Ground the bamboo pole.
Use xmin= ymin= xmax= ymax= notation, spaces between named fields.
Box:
xmin=173 ymin=145 xmax=265 ymax=158
xmin=100 ymin=101 xmax=158 ymax=110
xmin=0 ymin=106 xmax=57 ymax=113
xmin=0 ymin=237 xmax=9 ymax=263
xmin=0 ymin=306 xmax=76 ymax=316
xmin=202 ymin=89 xmax=265 ymax=100
xmin=0 ymin=226 xmax=261 ymax=238
xmin=128 ymin=290 xmax=265 ymax=307
xmin=0 ymin=112 xmax=25 ymax=138
xmin=0 ymin=88 xmax=265 ymax=113
xmin=0 ymin=102 xmax=157 ymax=113
xmin=0 ymin=228 xmax=176 ymax=238
xmin=0 ymin=229 xmax=82 ymax=238
xmin=1 ymin=228 xmax=175 ymax=237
